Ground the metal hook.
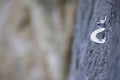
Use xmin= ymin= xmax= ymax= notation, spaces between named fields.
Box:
xmin=97 ymin=16 xmax=107 ymax=25
xmin=90 ymin=16 xmax=107 ymax=44
xmin=90 ymin=27 xmax=106 ymax=44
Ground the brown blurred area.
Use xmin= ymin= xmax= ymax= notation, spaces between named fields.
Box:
xmin=0 ymin=0 xmax=77 ymax=80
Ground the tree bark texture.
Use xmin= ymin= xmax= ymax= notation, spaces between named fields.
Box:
xmin=69 ymin=0 xmax=120 ymax=80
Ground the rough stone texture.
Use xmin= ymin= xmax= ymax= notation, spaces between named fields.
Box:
xmin=69 ymin=0 xmax=120 ymax=80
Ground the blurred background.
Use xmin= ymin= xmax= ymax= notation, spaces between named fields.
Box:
xmin=0 ymin=0 xmax=77 ymax=80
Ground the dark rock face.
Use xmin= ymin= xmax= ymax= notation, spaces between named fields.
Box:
xmin=69 ymin=0 xmax=120 ymax=80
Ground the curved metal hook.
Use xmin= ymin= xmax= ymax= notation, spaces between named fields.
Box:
xmin=90 ymin=27 xmax=106 ymax=44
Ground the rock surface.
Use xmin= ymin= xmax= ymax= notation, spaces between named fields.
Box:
xmin=69 ymin=0 xmax=120 ymax=80
xmin=0 ymin=0 xmax=77 ymax=80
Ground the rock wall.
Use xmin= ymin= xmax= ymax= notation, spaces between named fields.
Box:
xmin=0 ymin=0 xmax=77 ymax=80
xmin=69 ymin=0 xmax=120 ymax=80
